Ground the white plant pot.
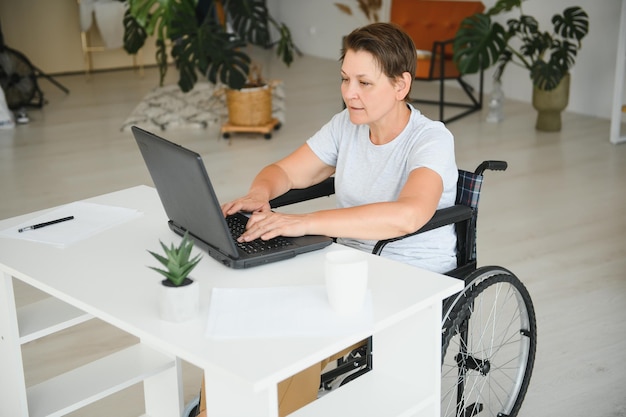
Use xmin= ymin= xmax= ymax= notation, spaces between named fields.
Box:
xmin=158 ymin=278 xmax=199 ymax=322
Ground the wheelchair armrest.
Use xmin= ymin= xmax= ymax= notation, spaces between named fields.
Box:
xmin=372 ymin=204 xmax=473 ymax=255
xmin=269 ymin=177 xmax=335 ymax=209
xmin=417 ymin=204 xmax=473 ymax=233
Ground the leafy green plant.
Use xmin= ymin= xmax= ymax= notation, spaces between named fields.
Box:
xmin=452 ymin=0 xmax=589 ymax=91
xmin=123 ymin=0 xmax=298 ymax=92
xmin=148 ymin=233 xmax=202 ymax=286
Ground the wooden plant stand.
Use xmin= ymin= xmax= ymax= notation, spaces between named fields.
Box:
xmin=220 ymin=118 xmax=281 ymax=140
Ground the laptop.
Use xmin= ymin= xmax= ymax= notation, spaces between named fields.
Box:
xmin=131 ymin=126 xmax=333 ymax=269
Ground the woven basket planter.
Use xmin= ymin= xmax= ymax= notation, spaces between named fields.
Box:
xmin=226 ymin=84 xmax=272 ymax=127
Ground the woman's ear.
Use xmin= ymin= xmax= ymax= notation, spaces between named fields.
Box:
xmin=396 ymin=71 xmax=413 ymax=100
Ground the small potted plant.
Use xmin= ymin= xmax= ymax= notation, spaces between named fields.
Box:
xmin=148 ymin=232 xmax=202 ymax=322
xmin=452 ymin=0 xmax=589 ymax=131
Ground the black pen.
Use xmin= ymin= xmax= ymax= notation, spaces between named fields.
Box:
xmin=18 ymin=216 xmax=75 ymax=233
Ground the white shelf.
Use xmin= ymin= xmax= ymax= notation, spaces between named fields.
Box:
xmin=291 ymin=371 xmax=434 ymax=417
xmin=18 ymin=297 xmax=93 ymax=344
xmin=26 ymin=344 xmax=175 ymax=417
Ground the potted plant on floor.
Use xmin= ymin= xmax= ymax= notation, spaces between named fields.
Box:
xmin=148 ymin=232 xmax=203 ymax=322
xmin=452 ymin=0 xmax=589 ymax=131
xmin=123 ymin=0 xmax=297 ymax=91
xmin=123 ymin=0 xmax=298 ymax=137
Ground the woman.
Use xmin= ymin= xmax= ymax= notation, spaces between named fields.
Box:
xmin=222 ymin=22 xmax=458 ymax=275
xmin=197 ymin=22 xmax=459 ymax=417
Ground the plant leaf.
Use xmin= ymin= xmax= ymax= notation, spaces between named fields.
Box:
xmin=226 ymin=0 xmax=271 ymax=47
xmin=170 ymin=14 xmax=251 ymax=91
xmin=530 ymin=60 xmax=562 ymax=91
xmin=147 ymin=232 xmax=202 ymax=286
xmin=334 ymin=4 xmax=352 ymax=16
xmin=553 ymin=7 xmax=589 ymax=43
xmin=454 ymin=15 xmax=507 ymax=75
xmin=486 ymin=0 xmax=523 ymax=16
xmin=123 ymin=9 xmax=147 ymax=54
xmin=274 ymin=23 xmax=296 ymax=67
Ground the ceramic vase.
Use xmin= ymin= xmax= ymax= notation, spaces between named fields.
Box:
xmin=486 ymin=79 xmax=505 ymax=123
xmin=158 ymin=278 xmax=199 ymax=322
xmin=532 ymin=74 xmax=570 ymax=132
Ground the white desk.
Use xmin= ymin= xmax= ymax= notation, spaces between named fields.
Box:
xmin=0 ymin=186 xmax=463 ymax=417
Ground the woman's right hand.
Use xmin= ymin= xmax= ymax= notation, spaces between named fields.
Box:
xmin=221 ymin=145 xmax=334 ymax=218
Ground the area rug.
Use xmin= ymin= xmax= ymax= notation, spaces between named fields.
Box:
xmin=120 ymin=81 xmax=285 ymax=132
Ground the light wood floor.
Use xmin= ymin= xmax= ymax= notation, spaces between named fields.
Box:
xmin=2 ymin=53 xmax=625 ymax=417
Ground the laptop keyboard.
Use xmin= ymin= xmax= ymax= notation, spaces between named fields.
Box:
xmin=226 ymin=214 xmax=292 ymax=255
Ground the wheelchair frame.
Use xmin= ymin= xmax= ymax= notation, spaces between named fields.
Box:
xmin=269 ymin=160 xmax=537 ymax=417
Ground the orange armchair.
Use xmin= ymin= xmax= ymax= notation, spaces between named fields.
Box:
xmin=390 ymin=0 xmax=485 ymax=123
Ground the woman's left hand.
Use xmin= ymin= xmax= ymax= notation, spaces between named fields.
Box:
xmin=238 ymin=211 xmax=309 ymax=242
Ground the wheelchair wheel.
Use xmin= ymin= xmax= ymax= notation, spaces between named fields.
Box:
xmin=182 ymin=394 xmax=200 ymax=417
xmin=441 ymin=266 xmax=537 ymax=417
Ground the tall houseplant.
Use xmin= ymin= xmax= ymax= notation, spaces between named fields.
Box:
xmin=452 ymin=0 xmax=589 ymax=130
xmin=123 ymin=0 xmax=298 ymax=92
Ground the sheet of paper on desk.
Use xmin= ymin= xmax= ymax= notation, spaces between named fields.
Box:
xmin=205 ymin=286 xmax=373 ymax=339
xmin=0 ymin=201 xmax=143 ymax=248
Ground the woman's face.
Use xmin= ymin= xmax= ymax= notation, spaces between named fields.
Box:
xmin=341 ymin=49 xmax=400 ymax=126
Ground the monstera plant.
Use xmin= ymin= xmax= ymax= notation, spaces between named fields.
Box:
xmin=123 ymin=0 xmax=298 ymax=92
xmin=453 ymin=0 xmax=589 ymax=131
xmin=452 ymin=0 xmax=589 ymax=91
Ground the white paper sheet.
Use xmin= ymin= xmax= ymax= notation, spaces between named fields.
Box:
xmin=0 ymin=201 xmax=143 ymax=248
xmin=205 ymin=286 xmax=373 ymax=340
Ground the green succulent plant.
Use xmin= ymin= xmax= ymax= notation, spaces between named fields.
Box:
xmin=123 ymin=0 xmax=298 ymax=92
xmin=452 ymin=0 xmax=589 ymax=91
xmin=148 ymin=233 xmax=202 ymax=287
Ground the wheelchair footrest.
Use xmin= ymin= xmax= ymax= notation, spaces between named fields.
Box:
xmin=462 ymin=402 xmax=485 ymax=417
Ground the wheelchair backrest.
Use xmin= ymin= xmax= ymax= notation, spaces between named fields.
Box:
xmin=456 ymin=169 xmax=484 ymax=263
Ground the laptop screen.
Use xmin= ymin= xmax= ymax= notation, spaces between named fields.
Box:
xmin=132 ymin=126 xmax=240 ymax=259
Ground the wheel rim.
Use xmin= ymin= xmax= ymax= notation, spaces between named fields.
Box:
xmin=441 ymin=272 xmax=535 ymax=417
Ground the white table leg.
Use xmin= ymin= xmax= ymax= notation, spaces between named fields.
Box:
xmin=0 ymin=272 xmax=29 ymax=416
xmin=203 ymin=369 xmax=278 ymax=417
xmin=142 ymin=344 xmax=184 ymax=417
xmin=375 ymin=303 xmax=441 ymax=416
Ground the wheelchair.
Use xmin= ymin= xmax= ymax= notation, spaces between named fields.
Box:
xmin=185 ymin=160 xmax=537 ymax=417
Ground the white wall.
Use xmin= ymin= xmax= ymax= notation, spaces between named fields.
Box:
xmin=277 ymin=0 xmax=620 ymax=120
xmin=0 ymin=0 xmax=619 ymax=119
xmin=276 ymin=0 xmax=388 ymax=62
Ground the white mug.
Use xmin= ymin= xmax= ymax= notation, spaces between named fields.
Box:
xmin=325 ymin=250 xmax=368 ymax=316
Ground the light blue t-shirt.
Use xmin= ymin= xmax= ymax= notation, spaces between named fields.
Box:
xmin=307 ymin=104 xmax=458 ymax=273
